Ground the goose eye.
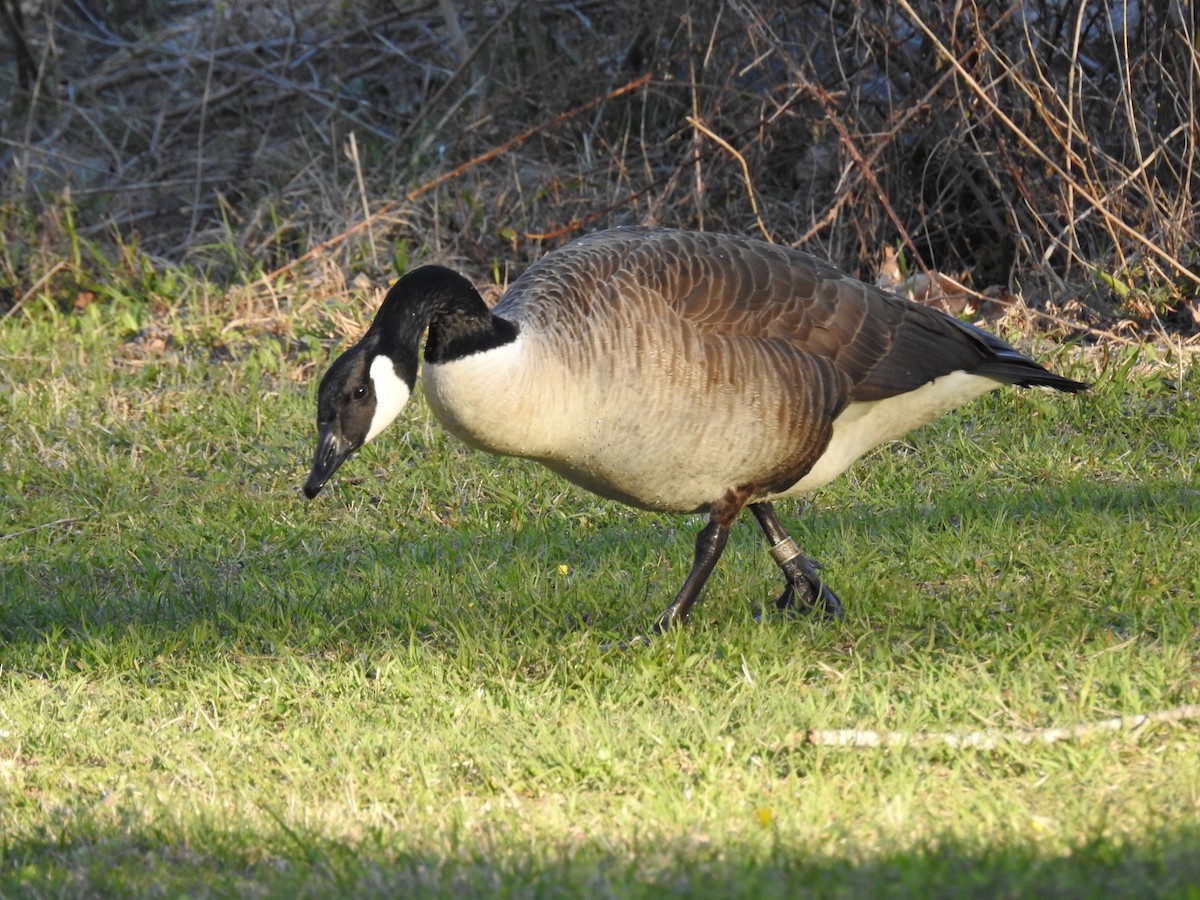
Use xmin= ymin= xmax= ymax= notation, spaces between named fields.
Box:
xmin=352 ymin=386 xmax=368 ymax=401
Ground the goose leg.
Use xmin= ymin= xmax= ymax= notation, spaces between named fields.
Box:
xmin=653 ymin=490 xmax=747 ymax=633
xmin=652 ymin=518 xmax=729 ymax=633
xmin=749 ymin=502 xmax=844 ymax=619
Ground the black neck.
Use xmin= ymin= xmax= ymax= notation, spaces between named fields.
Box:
xmin=370 ymin=265 xmax=518 ymax=370
xmin=425 ymin=297 xmax=518 ymax=364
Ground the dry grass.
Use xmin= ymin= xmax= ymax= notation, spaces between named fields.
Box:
xmin=1 ymin=0 xmax=1199 ymax=337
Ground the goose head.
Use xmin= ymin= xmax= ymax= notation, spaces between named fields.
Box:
xmin=303 ymin=265 xmax=510 ymax=499
xmin=303 ymin=339 xmax=412 ymax=498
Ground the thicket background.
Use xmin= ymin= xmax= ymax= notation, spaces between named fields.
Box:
xmin=2 ymin=0 xmax=1198 ymax=336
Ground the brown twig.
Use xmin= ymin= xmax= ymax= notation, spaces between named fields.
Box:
xmin=731 ymin=1 xmax=932 ymax=277
xmin=528 ymin=80 xmax=821 ymax=243
xmin=687 ymin=116 xmax=773 ymax=243
xmin=799 ymin=704 xmax=1200 ymax=749
xmin=2 ymin=261 xmax=69 ymax=323
xmin=0 ymin=516 xmax=84 ymax=541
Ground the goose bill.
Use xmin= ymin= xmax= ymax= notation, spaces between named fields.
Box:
xmin=304 ymin=423 xmax=353 ymax=499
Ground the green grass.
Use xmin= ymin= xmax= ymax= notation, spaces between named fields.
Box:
xmin=1 ymin=290 xmax=1198 ymax=898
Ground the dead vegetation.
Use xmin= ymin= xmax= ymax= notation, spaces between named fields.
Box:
xmin=1 ymin=0 xmax=1198 ymax=339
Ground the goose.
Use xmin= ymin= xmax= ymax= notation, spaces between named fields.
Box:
xmin=303 ymin=226 xmax=1087 ymax=633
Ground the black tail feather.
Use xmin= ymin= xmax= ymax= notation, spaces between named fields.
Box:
xmin=958 ymin=319 xmax=1089 ymax=393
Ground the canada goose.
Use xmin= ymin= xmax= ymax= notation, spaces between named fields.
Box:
xmin=303 ymin=226 xmax=1087 ymax=632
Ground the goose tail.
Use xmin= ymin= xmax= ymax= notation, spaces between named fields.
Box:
xmin=961 ymin=320 xmax=1089 ymax=393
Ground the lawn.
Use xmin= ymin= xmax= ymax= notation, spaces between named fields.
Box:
xmin=1 ymin=285 xmax=1198 ymax=897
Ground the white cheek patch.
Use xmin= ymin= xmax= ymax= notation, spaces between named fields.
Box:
xmin=365 ymin=355 xmax=411 ymax=444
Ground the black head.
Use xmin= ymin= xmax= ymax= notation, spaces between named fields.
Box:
xmin=303 ymin=336 xmax=413 ymax=499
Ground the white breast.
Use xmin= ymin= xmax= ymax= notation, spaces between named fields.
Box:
xmin=419 ymin=328 xmax=750 ymax=511
xmin=421 ymin=332 xmax=578 ymax=459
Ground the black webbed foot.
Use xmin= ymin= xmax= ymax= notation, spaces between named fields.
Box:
xmin=772 ymin=554 xmax=844 ymax=619
xmin=749 ymin=501 xmax=845 ymax=621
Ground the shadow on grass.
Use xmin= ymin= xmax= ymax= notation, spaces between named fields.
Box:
xmin=1 ymin=478 xmax=1197 ymax=659
xmin=3 ymin=480 xmax=1197 ymax=897
xmin=3 ymin=819 xmax=1199 ymax=898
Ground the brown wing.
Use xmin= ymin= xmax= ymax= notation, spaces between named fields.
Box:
xmin=498 ymin=226 xmax=1084 ymax=403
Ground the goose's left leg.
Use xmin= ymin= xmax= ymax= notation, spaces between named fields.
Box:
xmin=749 ymin=501 xmax=844 ymax=619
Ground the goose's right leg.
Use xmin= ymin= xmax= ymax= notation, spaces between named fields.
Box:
xmin=653 ymin=489 xmax=749 ymax=632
